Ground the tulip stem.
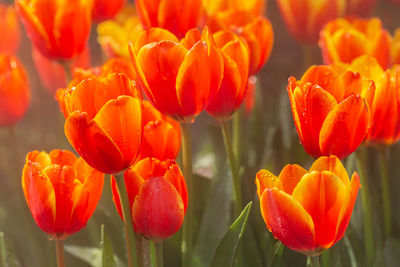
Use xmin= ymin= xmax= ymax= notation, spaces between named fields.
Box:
xmin=114 ymin=173 xmax=138 ymax=267
xmin=220 ymin=121 xmax=243 ymax=216
xmin=136 ymin=235 xmax=151 ymax=267
xmin=55 ymin=240 xmax=65 ymax=267
xmin=308 ymin=256 xmax=320 ymax=267
xmin=233 ymin=108 xmax=243 ymax=162
xmin=151 ymin=242 xmax=163 ymax=267
xmin=356 ymin=149 xmax=374 ymax=266
xmin=180 ymin=123 xmax=193 ymax=267
xmin=379 ymin=146 xmax=392 ymax=238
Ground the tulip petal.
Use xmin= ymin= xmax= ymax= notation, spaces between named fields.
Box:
xmin=309 ymin=156 xmax=350 ymax=186
xmin=331 ymin=29 xmax=368 ymax=64
xmin=260 ymin=188 xmax=315 ymax=252
xmin=277 ymin=164 xmax=308 ymax=195
xmin=164 ymin=162 xmax=188 ymax=212
xmin=292 ymin=171 xmax=347 ymax=249
xmin=135 ymin=27 xmax=179 ymax=52
xmin=255 ymin=169 xmax=279 ymax=198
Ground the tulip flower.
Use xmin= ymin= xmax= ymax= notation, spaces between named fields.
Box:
xmin=111 ymin=157 xmax=187 ymax=240
xmin=22 ymin=149 xmax=104 ymax=239
xmin=32 ymin=46 xmax=90 ymax=95
xmin=206 ymin=30 xmax=250 ymax=121
xmin=15 ymin=0 xmax=92 ymax=60
xmin=135 ymin=0 xmax=203 ymax=38
xmin=56 ymin=73 xmax=142 ymax=174
xmin=288 ymin=65 xmax=374 ymax=159
xmin=93 ymin=0 xmax=126 ymax=22
xmin=130 ymin=27 xmax=224 ymax=123
xmin=97 ymin=7 xmax=143 ymax=58
xmin=276 ymin=0 xmax=345 ymax=43
xmin=203 ymin=0 xmax=264 ymax=18
xmin=255 ymin=155 xmax=360 ymax=256
xmin=0 ymin=4 xmax=20 ymax=54
xmin=392 ymin=29 xmax=400 ymax=65
xmin=345 ymin=0 xmax=377 ymax=16
xmin=138 ymin=100 xmax=181 ymax=161
xmin=0 ymin=54 xmax=30 ymax=126
xmin=319 ymin=17 xmax=391 ymax=69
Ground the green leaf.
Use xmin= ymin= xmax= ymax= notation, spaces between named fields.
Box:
xmin=101 ymin=225 xmax=115 ymax=267
xmin=211 ymin=202 xmax=252 ymax=267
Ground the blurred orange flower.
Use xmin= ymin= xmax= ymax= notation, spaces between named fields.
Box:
xmin=92 ymin=0 xmax=126 ymax=22
xmin=111 ymin=157 xmax=187 ymax=241
xmin=56 ymin=73 xmax=142 ymax=174
xmin=244 ymin=76 xmax=257 ymax=116
xmin=22 ymin=150 xmax=104 ymax=240
xmin=256 ymin=155 xmax=360 ymax=256
xmin=32 ymin=46 xmax=90 ymax=95
xmin=130 ymin=27 xmax=224 ymax=123
xmin=276 ymin=0 xmax=345 ymax=43
xmin=16 ymin=0 xmax=92 ymax=59
xmin=138 ymin=101 xmax=181 ymax=161
xmin=288 ymin=65 xmax=374 ymax=159
xmin=392 ymin=29 xmax=400 ymax=65
xmin=206 ymin=30 xmax=249 ymax=121
xmin=0 ymin=4 xmax=20 ymax=54
xmin=319 ymin=17 xmax=391 ymax=69
xmin=0 ymin=54 xmax=30 ymax=126
xmin=203 ymin=0 xmax=264 ymax=18
xmin=345 ymin=0 xmax=377 ymax=16
xmin=135 ymin=0 xmax=203 ymax=38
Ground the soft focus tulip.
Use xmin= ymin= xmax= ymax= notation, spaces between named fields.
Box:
xmin=336 ymin=56 xmax=400 ymax=144
xmin=319 ymin=17 xmax=391 ymax=69
xmin=345 ymin=0 xmax=377 ymax=16
xmin=392 ymin=29 xmax=400 ymax=65
xmin=93 ymin=0 xmax=126 ymax=22
xmin=288 ymin=65 xmax=374 ymax=159
xmin=135 ymin=0 xmax=203 ymax=38
xmin=255 ymin=155 xmax=360 ymax=256
xmin=0 ymin=4 xmax=20 ymax=54
xmin=206 ymin=30 xmax=250 ymax=121
xmin=97 ymin=7 xmax=143 ymax=58
xmin=56 ymin=73 xmax=142 ymax=174
xmin=131 ymin=27 xmax=223 ymax=123
xmin=244 ymin=76 xmax=257 ymax=116
xmin=15 ymin=0 xmax=92 ymax=60
xmin=22 ymin=150 xmax=104 ymax=240
xmin=111 ymin=158 xmax=187 ymax=241
xmin=138 ymin=101 xmax=181 ymax=161
xmin=203 ymin=0 xmax=264 ymax=18
xmin=0 ymin=54 xmax=30 ymax=126
xmin=276 ymin=0 xmax=345 ymax=43
xmin=32 ymin=46 xmax=90 ymax=94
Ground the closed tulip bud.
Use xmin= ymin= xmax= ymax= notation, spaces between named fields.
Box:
xmin=22 ymin=150 xmax=104 ymax=240
xmin=256 ymin=156 xmax=360 ymax=256
xmin=92 ymin=0 xmax=126 ymax=22
xmin=56 ymin=73 xmax=142 ymax=174
xmin=288 ymin=65 xmax=374 ymax=159
xmin=111 ymin=158 xmax=187 ymax=241
xmin=16 ymin=0 xmax=92 ymax=60
xmin=130 ymin=27 xmax=224 ymax=123
xmin=0 ymin=4 xmax=20 ymax=54
xmin=0 ymin=54 xmax=30 ymax=126
xmin=319 ymin=17 xmax=391 ymax=69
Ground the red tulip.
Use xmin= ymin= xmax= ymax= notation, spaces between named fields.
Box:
xmin=22 ymin=149 xmax=104 ymax=240
xmin=93 ymin=0 xmax=126 ymax=22
xmin=0 ymin=4 xmax=20 ymax=54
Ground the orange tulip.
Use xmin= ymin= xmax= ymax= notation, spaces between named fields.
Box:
xmin=130 ymin=27 xmax=224 ymax=123
xmin=56 ymin=73 xmax=142 ymax=174
xmin=336 ymin=56 xmax=400 ymax=144
xmin=392 ymin=29 xmax=400 ymax=65
xmin=288 ymin=65 xmax=374 ymax=159
xmin=32 ymin=46 xmax=90 ymax=95
xmin=319 ymin=17 xmax=391 ymax=69
xmin=276 ymin=0 xmax=345 ymax=43
xmin=22 ymin=150 xmax=104 ymax=240
xmin=135 ymin=0 xmax=203 ymax=38
xmin=0 ymin=4 xmax=20 ymax=54
xmin=203 ymin=0 xmax=264 ymax=18
xmin=97 ymin=7 xmax=143 ymax=58
xmin=345 ymin=0 xmax=377 ymax=16
xmin=111 ymin=157 xmax=187 ymax=240
xmin=205 ymin=30 xmax=249 ymax=121
xmin=138 ymin=101 xmax=181 ymax=161
xmin=92 ymin=0 xmax=126 ymax=22
xmin=15 ymin=0 xmax=92 ymax=60
xmin=0 ymin=54 xmax=30 ymax=126
xmin=255 ymin=155 xmax=360 ymax=256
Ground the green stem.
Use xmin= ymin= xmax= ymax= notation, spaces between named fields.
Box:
xmin=232 ymin=108 xmax=243 ymax=162
xmin=136 ymin=235 xmax=151 ymax=267
xmin=308 ymin=256 xmax=320 ymax=267
xmin=154 ymin=242 xmax=163 ymax=267
xmin=114 ymin=173 xmax=138 ymax=267
xmin=220 ymin=121 xmax=243 ymax=217
xmin=356 ymin=149 xmax=374 ymax=266
xmin=379 ymin=146 xmax=392 ymax=238
xmin=55 ymin=240 xmax=65 ymax=267
xmin=180 ymin=123 xmax=193 ymax=267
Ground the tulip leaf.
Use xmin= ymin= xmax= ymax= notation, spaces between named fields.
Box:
xmin=210 ymin=202 xmax=252 ymax=267
xmin=101 ymin=225 xmax=115 ymax=267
